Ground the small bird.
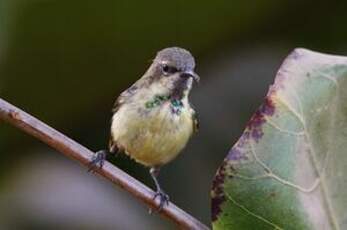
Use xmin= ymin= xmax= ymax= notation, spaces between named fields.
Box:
xmin=90 ymin=47 xmax=199 ymax=210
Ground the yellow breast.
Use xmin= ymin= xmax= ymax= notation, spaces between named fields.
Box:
xmin=111 ymin=96 xmax=194 ymax=167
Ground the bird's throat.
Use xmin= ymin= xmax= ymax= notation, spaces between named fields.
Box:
xmin=171 ymin=77 xmax=190 ymax=100
xmin=144 ymin=94 xmax=185 ymax=115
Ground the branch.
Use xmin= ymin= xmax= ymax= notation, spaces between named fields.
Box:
xmin=0 ymin=98 xmax=209 ymax=230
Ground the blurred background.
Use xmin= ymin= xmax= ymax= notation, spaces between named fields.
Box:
xmin=0 ymin=0 xmax=346 ymax=229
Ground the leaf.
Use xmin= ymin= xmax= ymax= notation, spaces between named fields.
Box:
xmin=211 ymin=49 xmax=347 ymax=230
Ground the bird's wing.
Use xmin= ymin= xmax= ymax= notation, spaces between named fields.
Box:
xmin=111 ymin=80 xmax=140 ymax=112
xmin=109 ymin=96 xmax=123 ymax=152
xmin=192 ymin=110 xmax=199 ymax=133
xmin=189 ymin=103 xmax=199 ymax=133
xmin=109 ymin=83 xmax=139 ymax=152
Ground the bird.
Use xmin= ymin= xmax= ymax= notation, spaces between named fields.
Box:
xmin=89 ymin=47 xmax=199 ymax=210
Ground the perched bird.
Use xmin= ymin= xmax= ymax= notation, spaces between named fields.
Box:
xmin=90 ymin=47 xmax=199 ymax=210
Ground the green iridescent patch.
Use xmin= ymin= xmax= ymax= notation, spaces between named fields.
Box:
xmin=171 ymin=99 xmax=183 ymax=108
xmin=145 ymin=101 xmax=155 ymax=108
xmin=145 ymin=94 xmax=170 ymax=109
xmin=156 ymin=95 xmax=170 ymax=101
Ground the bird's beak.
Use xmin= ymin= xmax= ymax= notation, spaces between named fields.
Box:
xmin=181 ymin=70 xmax=200 ymax=83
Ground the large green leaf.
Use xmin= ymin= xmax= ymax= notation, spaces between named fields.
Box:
xmin=211 ymin=49 xmax=347 ymax=229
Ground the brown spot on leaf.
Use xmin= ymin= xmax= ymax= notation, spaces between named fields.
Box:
xmin=212 ymin=95 xmax=276 ymax=222
xmin=244 ymin=96 xmax=275 ymax=142
xmin=227 ymin=147 xmax=247 ymax=161
xmin=211 ymin=160 xmax=230 ymax=222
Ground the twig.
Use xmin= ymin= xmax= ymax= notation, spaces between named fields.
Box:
xmin=0 ymin=98 xmax=209 ymax=230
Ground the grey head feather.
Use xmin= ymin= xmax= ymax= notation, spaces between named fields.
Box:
xmin=154 ymin=47 xmax=195 ymax=72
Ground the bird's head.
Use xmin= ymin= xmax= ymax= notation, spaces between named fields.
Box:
xmin=145 ymin=47 xmax=199 ymax=99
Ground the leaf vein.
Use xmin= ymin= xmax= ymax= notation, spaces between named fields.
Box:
xmin=225 ymin=192 xmax=284 ymax=230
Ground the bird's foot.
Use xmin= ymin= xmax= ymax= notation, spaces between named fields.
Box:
xmin=151 ymin=189 xmax=169 ymax=213
xmin=88 ymin=150 xmax=107 ymax=172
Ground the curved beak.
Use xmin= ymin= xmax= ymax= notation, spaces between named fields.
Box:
xmin=181 ymin=70 xmax=200 ymax=83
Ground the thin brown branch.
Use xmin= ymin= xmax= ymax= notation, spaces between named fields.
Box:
xmin=0 ymin=98 xmax=209 ymax=230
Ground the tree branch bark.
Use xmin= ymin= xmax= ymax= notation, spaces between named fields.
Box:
xmin=0 ymin=98 xmax=209 ymax=230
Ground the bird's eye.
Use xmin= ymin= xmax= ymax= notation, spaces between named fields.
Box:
xmin=162 ymin=65 xmax=178 ymax=75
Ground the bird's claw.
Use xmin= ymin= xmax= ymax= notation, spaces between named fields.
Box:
xmin=151 ymin=189 xmax=169 ymax=212
xmin=88 ymin=150 xmax=107 ymax=172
